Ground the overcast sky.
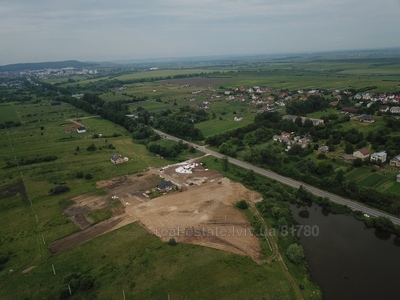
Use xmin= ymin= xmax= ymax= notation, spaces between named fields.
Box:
xmin=1 ymin=0 xmax=400 ymax=65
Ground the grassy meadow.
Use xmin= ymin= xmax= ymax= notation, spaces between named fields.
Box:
xmin=0 ymin=100 xmax=302 ymax=300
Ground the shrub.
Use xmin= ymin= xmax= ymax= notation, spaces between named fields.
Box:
xmin=85 ymin=173 xmax=93 ymax=180
xmin=235 ymin=200 xmax=249 ymax=210
xmin=49 ymin=185 xmax=70 ymax=195
xmin=87 ymin=144 xmax=97 ymax=151
xmin=286 ymin=243 xmax=305 ymax=264
xmin=168 ymin=238 xmax=177 ymax=246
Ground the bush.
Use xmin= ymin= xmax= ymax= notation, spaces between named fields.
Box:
xmin=87 ymin=144 xmax=97 ymax=151
xmin=76 ymin=171 xmax=84 ymax=179
xmin=286 ymin=243 xmax=305 ymax=265
xmin=85 ymin=173 xmax=93 ymax=180
xmin=49 ymin=185 xmax=70 ymax=195
xmin=168 ymin=238 xmax=177 ymax=246
xmin=235 ymin=200 xmax=249 ymax=210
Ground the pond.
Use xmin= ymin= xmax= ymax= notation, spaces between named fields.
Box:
xmin=290 ymin=203 xmax=400 ymax=300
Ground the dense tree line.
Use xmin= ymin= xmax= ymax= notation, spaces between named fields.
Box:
xmin=4 ymin=155 xmax=58 ymax=169
xmin=146 ymin=140 xmax=189 ymax=158
xmin=285 ymin=96 xmax=330 ymax=115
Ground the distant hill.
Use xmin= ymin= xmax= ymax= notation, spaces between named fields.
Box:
xmin=0 ymin=60 xmax=99 ymax=72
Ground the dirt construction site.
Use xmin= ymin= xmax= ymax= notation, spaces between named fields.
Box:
xmin=49 ymin=156 xmax=263 ymax=260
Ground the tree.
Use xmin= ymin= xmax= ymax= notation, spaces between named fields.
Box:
xmin=87 ymin=144 xmax=97 ymax=151
xmin=236 ymin=200 xmax=249 ymax=210
xmin=221 ymin=156 xmax=229 ymax=171
xmin=49 ymin=185 xmax=70 ymax=195
xmin=345 ymin=143 xmax=354 ymax=154
xmin=168 ymin=238 xmax=177 ymax=246
xmin=353 ymin=158 xmax=363 ymax=167
xmin=85 ymin=173 xmax=93 ymax=179
xmin=286 ymin=243 xmax=305 ymax=264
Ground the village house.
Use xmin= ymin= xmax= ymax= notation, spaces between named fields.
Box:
xmin=282 ymin=115 xmax=324 ymax=126
xmin=360 ymin=114 xmax=374 ymax=123
xmin=318 ymin=146 xmax=329 ymax=153
xmin=157 ymin=181 xmax=174 ymax=192
xmin=390 ymin=106 xmax=400 ymax=114
xmin=353 ymin=148 xmax=370 ymax=161
xmin=370 ymin=151 xmax=387 ymax=163
xmin=390 ymin=155 xmax=400 ymax=167
xmin=76 ymin=126 xmax=86 ymax=133
xmin=234 ymin=116 xmax=243 ymax=122
xmin=341 ymin=107 xmax=359 ymax=114
xmin=110 ymin=154 xmax=128 ymax=164
xmin=380 ymin=106 xmax=389 ymax=113
xmin=397 ymin=174 xmax=400 ymax=183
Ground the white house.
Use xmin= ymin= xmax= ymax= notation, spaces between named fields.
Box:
xmin=370 ymin=151 xmax=387 ymax=163
xmin=390 ymin=106 xmax=400 ymax=113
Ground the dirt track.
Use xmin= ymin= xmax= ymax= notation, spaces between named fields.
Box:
xmin=48 ymin=159 xmax=263 ymax=260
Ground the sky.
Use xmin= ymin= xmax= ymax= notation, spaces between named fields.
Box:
xmin=1 ymin=0 xmax=400 ymax=65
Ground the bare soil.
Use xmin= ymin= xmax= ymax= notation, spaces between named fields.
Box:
xmin=49 ymin=158 xmax=263 ymax=260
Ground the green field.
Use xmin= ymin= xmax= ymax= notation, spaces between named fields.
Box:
xmin=358 ymin=173 xmax=388 ymax=187
xmin=0 ymin=103 xmax=20 ymax=122
xmin=0 ymin=223 xmax=296 ymax=300
xmin=344 ymin=166 xmax=399 ymax=193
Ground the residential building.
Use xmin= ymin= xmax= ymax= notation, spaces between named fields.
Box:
xmin=234 ymin=116 xmax=243 ymax=122
xmin=380 ymin=106 xmax=389 ymax=113
xmin=397 ymin=174 xmax=400 ymax=183
xmin=370 ymin=151 xmax=387 ymax=163
xmin=318 ymin=146 xmax=329 ymax=153
xmin=76 ymin=126 xmax=86 ymax=133
xmin=110 ymin=154 xmax=128 ymax=164
xmin=341 ymin=107 xmax=359 ymax=114
xmin=360 ymin=114 xmax=374 ymax=123
xmin=390 ymin=155 xmax=400 ymax=167
xmin=353 ymin=148 xmax=370 ymax=160
xmin=390 ymin=106 xmax=400 ymax=113
xmin=158 ymin=181 xmax=174 ymax=192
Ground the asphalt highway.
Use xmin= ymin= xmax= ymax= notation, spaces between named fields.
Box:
xmin=153 ymin=129 xmax=400 ymax=225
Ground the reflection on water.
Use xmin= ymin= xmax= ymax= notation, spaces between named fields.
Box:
xmin=291 ymin=203 xmax=400 ymax=300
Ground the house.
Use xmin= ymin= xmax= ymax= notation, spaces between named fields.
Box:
xmin=397 ymin=174 xmax=400 ymax=183
xmin=76 ymin=126 xmax=87 ymax=133
xmin=370 ymin=151 xmax=387 ymax=163
xmin=360 ymin=114 xmax=374 ymax=123
xmin=318 ymin=146 xmax=329 ymax=153
xmin=353 ymin=148 xmax=370 ymax=160
xmin=390 ymin=106 xmax=400 ymax=114
xmin=390 ymin=155 xmax=400 ymax=167
xmin=380 ymin=106 xmax=389 ymax=113
xmin=65 ymin=128 xmax=72 ymax=134
xmin=157 ymin=181 xmax=174 ymax=192
xmin=110 ymin=154 xmax=128 ymax=164
xmin=282 ymin=115 xmax=298 ymax=122
xmin=341 ymin=107 xmax=359 ymax=114
xmin=234 ymin=116 xmax=243 ymax=122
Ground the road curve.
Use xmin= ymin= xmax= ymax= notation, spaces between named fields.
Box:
xmin=153 ymin=129 xmax=400 ymax=225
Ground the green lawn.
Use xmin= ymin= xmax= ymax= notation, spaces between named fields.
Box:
xmin=0 ymin=103 xmax=20 ymax=122
xmin=0 ymin=223 xmax=296 ymax=300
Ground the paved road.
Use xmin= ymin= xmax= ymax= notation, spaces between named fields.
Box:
xmin=154 ymin=129 xmax=400 ymax=225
